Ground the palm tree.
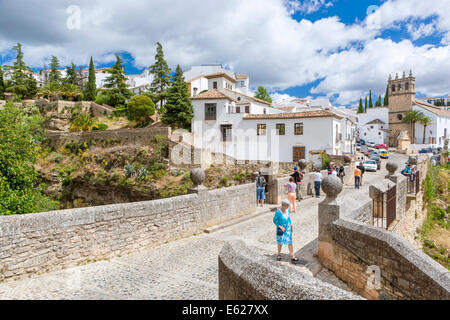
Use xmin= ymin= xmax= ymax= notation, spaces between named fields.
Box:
xmin=70 ymin=113 xmax=98 ymax=132
xmin=38 ymin=81 xmax=60 ymax=101
xmin=419 ymin=116 xmax=432 ymax=144
xmin=402 ymin=110 xmax=424 ymax=143
xmin=60 ymin=83 xmax=82 ymax=101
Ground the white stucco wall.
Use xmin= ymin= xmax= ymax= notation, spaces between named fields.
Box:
xmin=413 ymin=105 xmax=450 ymax=147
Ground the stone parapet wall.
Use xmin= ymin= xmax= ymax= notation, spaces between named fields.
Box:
xmin=324 ymin=219 xmax=450 ymax=300
xmin=218 ymin=240 xmax=362 ymax=300
xmin=45 ymin=126 xmax=172 ymax=149
xmin=0 ymin=183 xmax=255 ymax=282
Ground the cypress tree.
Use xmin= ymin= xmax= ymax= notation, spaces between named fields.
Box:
xmin=161 ymin=65 xmax=194 ymax=130
xmin=357 ymin=98 xmax=364 ymax=114
xmin=149 ymin=42 xmax=171 ymax=110
xmin=369 ymin=90 xmax=373 ymax=108
xmin=85 ymin=57 xmax=96 ymax=101
xmin=0 ymin=66 xmax=5 ymax=99
xmin=49 ymin=55 xmax=61 ymax=84
xmin=376 ymin=95 xmax=382 ymax=107
xmin=102 ymin=54 xmax=132 ymax=107
xmin=383 ymin=85 xmax=389 ymax=106
xmin=364 ymin=96 xmax=368 ymax=112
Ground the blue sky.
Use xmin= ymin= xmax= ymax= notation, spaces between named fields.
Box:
xmin=0 ymin=0 xmax=449 ymax=106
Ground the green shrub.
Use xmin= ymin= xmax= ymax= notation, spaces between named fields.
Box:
xmin=124 ymin=164 xmax=136 ymax=178
xmin=320 ymin=152 xmax=331 ymax=169
xmin=127 ymin=95 xmax=155 ymax=122
xmin=93 ymin=123 xmax=108 ymax=131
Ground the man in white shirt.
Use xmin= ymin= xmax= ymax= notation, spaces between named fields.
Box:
xmin=313 ymin=169 xmax=323 ymax=197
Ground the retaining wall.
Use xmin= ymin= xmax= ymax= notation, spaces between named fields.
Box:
xmin=0 ymin=183 xmax=255 ymax=282
xmin=45 ymin=126 xmax=172 ymax=149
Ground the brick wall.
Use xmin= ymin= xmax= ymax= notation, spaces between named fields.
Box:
xmin=0 ymin=183 xmax=255 ymax=282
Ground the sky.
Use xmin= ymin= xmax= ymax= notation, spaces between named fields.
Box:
xmin=0 ymin=0 xmax=449 ymax=107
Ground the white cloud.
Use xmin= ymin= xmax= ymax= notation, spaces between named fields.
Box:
xmin=285 ymin=0 xmax=334 ymax=15
xmin=0 ymin=0 xmax=449 ymax=106
xmin=406 ymin=22 xmax=436 ymax=41
xmin=271 ymin=92 xmax=300 ymax=103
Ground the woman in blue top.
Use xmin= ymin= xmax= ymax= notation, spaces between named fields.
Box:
xmin=273 ymin=199 xmax=299 ymax=264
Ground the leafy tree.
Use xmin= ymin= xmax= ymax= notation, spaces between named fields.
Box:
xmin=369 ymin=90 xmax=373 ymax=108
xmin=64 ymin=62 xmax=78 ymax=85
xmin=60 ymin=83 xmax=82 ymax=101
xmin=161 ymin=65 xmax=194 ymax=130
xmin=357 ymin=98 xmax=364 ymax=113
xmin=102 ymin=54 xmax=132 ymax=107
xmin=49 ymin=55 xmax=61 ymax=84
xmin=383 ymin=85 xmax=389 ymax=106
xmin=70 ymin=113 xmax=98 ymax=132
xmin=419 ymin=116 xmax=432 ymax=144
xmin=85 ymin=56 xmax=96 ymax=101
xmin=0 ymin=102 xmax=56 ymax=215
xmin=402 ymin=110 xmax=424 ymax=143
xmin=254 ymin=86 xmax=272 ymax=104
xmin=149 ymin=42 xmax=171 ymax=110
xmin=127 ymin=94 xmax=155 ymax=123
xmin=4 ymin=43 xmax=37 ymax=99
xmin=0 ymin=66 xmax=5 ymax=100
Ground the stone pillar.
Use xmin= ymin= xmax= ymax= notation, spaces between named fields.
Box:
xmin=318 ymin=176 xmax=343 ymax=264
xmin=385 ymin=162 xmax=406 ymax=219
xmin=187 ymin=168 xmax=208 ymax=196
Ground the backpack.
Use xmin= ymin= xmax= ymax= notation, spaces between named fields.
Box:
xmin=256 ymin=176 xmax=266 ymax=188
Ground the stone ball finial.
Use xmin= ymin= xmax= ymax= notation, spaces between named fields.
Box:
xmin=386 ymin=162 xmax=398 ymax=175
xmin=408 ymin=156 xmax=418 ymax=165
xmin=297 ymin=159 xmax=307 ymax=170
xmin=343 ymin=155 xmax=351 ymax=164
xmin=190 ymin=168 xmax=205 ymax=187
xmin=321 ymin=176 xmax=343 ymax=198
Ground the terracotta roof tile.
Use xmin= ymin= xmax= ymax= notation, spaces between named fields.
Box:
xmin=243 ymin=110 xmax=343 ymax=120
xmin=414 ymin=99 xmax=450 ymax=117
xmin=190 ymin=89 xmax=235 ymax=101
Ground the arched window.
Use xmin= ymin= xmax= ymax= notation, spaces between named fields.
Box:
xmin=405 ymin=82 xmax=409 ymax=90
xmin=397 ymin=114 xmax=403 ymax=121
xmin=391 ymin=84 xmax=396 ymax=92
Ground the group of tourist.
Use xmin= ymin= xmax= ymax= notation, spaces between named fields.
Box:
xmin=254 ymin=163 xmax=349 ymax=265
xmin=354 ymin=162 xmax=366 ymax=189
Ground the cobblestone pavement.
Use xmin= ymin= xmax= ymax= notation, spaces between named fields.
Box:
xmin=0 ymin=154 xmax=408 ymax=300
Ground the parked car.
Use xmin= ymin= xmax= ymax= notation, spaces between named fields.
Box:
xmin=419 ymin=147 xmax=433 ymax=154
xmin=360 ymin=139 xmax=366 ymax=145
xmin=363 ymin=160 xmax=378 ymax=172
xmin=370 ymin=155 xmax=381 ymax=170
xmin=380 ymin=150 xmax=389 ymax=159
xmin=366 ymin=142 xmax=376 ymax=147
xmin=375 ymin=144 xmax=388 ymax=150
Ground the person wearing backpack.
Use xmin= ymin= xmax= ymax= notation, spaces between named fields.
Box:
xmin=338 ymin=165 xmax=345 ymax=183
xmin=254 ymin=172 xmax=266 ymax=207
xmin=290 ymin=166 xmax=304 ymax=201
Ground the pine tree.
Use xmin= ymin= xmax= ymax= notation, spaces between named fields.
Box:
xmin=369 ymin=90 xmax=373 ymax=108
xmin=85 ymin=57 xmax=96 ymax=101
xmin=364 ymin=96 xmax=368 ymax=112
xmin=4 ymin=43 xmax=37 ymax=99
xmin=254 ymin=86 xmax=272 ymax=104
xmin=0 ymin=66 xmax=5 ymax=100
xmin=161 ymin=65 xmax=194 ymax=130
xmin=49 ymin=55 xmax=61 ymax=84
xmin=383 ymin=85 xmax=389 ymax=106
xmin=102 ymin=54 xmax=132 ymax=107
xmin=149 ymin=42 xmax=171 ymax=110
xmin=64 ymin=63 xmax=78 ymax=85
xmin=357 ymin=98 xmax=364 ymax=113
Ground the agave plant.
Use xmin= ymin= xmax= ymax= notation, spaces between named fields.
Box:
xmin=70 ymin=113 xmax=98 ymax=132
xmin=124 ymin=164 xmax=136 ymax=178
xmin=137 ymin=167 xmax=149 ymax=181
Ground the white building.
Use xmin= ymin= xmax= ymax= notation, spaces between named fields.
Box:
xmin=189 ymin=70 xmax=351 ymax=162
xmin=412 ymin=99 xmax=450 ymax=147
xmin=356 ymin=107 xmax=389 ymax=144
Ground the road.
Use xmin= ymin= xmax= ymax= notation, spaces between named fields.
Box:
xmin=0 ymin=153 xmax=408 ymax=299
